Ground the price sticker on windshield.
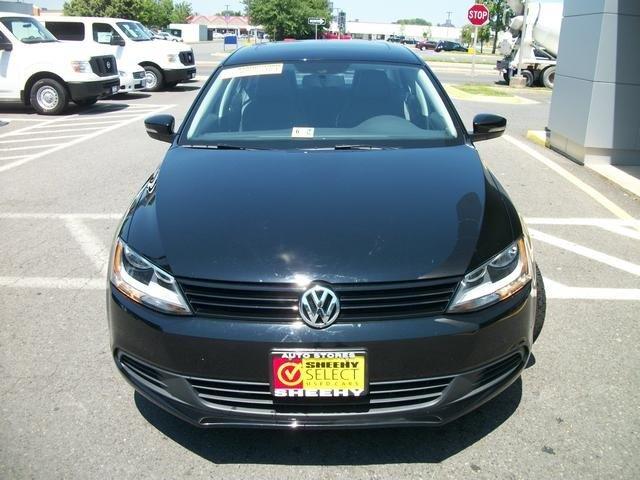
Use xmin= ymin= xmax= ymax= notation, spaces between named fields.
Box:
xmin=291 ymin=127 xmax=315 ymax=138
xmin=219 ymin=63 xmax=284 ymax=80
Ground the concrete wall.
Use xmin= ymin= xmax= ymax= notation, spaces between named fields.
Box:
xmin=0 ymin=1 xmax=32 ymax=14
xmin=343 ymin=22 xmax=461 ymax=41
xmin=548 ymin=0 xmax=640 ymax=165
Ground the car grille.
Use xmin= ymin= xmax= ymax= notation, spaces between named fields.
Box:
xmin=133 ymin=71 xmax=146 ymax=79
xmin=177 ymin=278 xmax=460 ymax=321
xmin=89 ymin=55 xmax=117 ymax=77
xmin=118 ymin=350 xmax=525 ymax=416
xmin=178 ymin=51 xmax=194 ymax=65
xmin=187 ymin=374 xmax=456 ymax=414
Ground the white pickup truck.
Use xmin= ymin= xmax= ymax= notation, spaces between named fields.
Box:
xmin=0 ymin=13 xmax=120 ymax=114
xmin=43 ymin=17 xmax=196 ymax=91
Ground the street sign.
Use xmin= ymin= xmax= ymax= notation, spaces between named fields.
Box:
xmin=468 ymin=4 xmax=490 ymax=26
xmin=308 ymin=18 xmax=325 ymax=26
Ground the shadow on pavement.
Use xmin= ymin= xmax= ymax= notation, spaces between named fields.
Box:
xmin=134 ymin=378 xmax=523 ymax=465
xmin=168 ymin=85 xmax=201 ymax=92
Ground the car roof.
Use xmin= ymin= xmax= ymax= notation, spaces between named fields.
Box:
xmin=224 ymin=40 xmax=423 ymax=66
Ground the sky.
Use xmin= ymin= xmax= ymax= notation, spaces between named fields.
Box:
xmin=34 ymin=0 xmax=561 ymax=27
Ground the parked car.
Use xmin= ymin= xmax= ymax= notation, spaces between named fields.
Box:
xmin=0 ymin=13 xmax=120 ymax=114
xmin=109 ymin=40 xmax=545 ymax=429
xmin=415 ymin=40 xmax=437 ymax=51
xmin=435 ymin=40 xmax=468 ymax=52
xmin=154 ymin=31 xmax=183 ymax=42
xmin=43 ymin=17 xmax=196 ymax=92
xmin=386 ymin=35 xmax=405 ymax=43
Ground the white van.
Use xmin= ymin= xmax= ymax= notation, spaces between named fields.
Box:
xmin=0 ymin=13 xmax=121 ymax=114
xmin=44 ymin=19 xmax=146 ymax=94
xmin=44 ymin=17 xmax=196 ymax=91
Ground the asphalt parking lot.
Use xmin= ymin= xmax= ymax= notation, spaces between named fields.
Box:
xmin=1 ymin=45 xmax=639 ymax=479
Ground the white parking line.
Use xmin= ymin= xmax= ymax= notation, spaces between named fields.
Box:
xmin=1 ymin=155 xmax=29 ymax=161
xmin=0 ymin=143 xmax=64 ymax=151
xmin=529 ymin=228 xmax=640 ymax=276
xmin=0 ymin=276 xmax=104 ymax=290
xmin=503 ymin=134 xmax=639 ymax=228
xmin=63 ymin=217 xmax=110 ymax=275
xmin=0 ymin=135 xmax=82 ymax=144
xmin=0 ymin=212 xmax=121 ymax=220
xmin=545 ymin=278 xmax=640 ymax=301
xmin=0 ymin=104 xmax=175 ymax=174
xmin=526 ymin=217 xmax=640 ymax=240
xmin=7 ymin=127 xmax=105 ymax=136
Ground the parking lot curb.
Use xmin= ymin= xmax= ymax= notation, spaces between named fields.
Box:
xmin=526 ymin=130 xmax=547 ymax=147
xmin=445 ymin=85 xmax=538 ymax=105
xmin=587 ymin=164 xmax=640 ymax=199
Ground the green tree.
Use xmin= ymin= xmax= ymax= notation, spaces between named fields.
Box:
xmin=461 ymin=24 xmax=473 ymax=46
xmin=485 ymin=0 xmax=513 ymax=54
xmin=63 ymin=0 xmax=109 ymax=16
xmin=172 ymin=1 xmax=193 ymax=23
xmin=396 ymin=18 xmax=432 ymax=26
xmin=422 ymin=27 xmax=431 ymax=40
xmin=243 ymin=0 xmax=331 ymax=40
xmin=216 ymin=10 xmax=243 ymax=16
xmin=478 ymin=25 xmax=491 ymax=53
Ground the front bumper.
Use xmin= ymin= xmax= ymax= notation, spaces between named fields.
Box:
xmin=164 ymin=67 xmax=196 ymax=84
xmin=108 ymin=284 xmax=534 ymax=429
xmin=119 ymin=72 xmax=147 ymax=93
xmin=68 ymin=79 xmax=120 ymax=101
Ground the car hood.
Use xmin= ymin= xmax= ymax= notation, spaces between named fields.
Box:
xmin=122 ymin=145 xmax=515 ymax=284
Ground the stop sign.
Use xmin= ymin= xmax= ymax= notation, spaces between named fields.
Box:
xmin=468 ymin=4 xmax=490 ymax=26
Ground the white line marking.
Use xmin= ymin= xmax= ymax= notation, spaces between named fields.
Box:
xmin=545 ymin=278 xmax=640 ymax=301
xmin=0 ymin=155 xmax=29 ymax=161
xmin=0 ymin=104 xmax=175 ymax=173
xmin=0 ymin=143 xmax=64 ymax=151
xmin=525 ymin=217 xmax=640 ymax=227
xmin=0 ymin=135 xmax=82 ymax=144
xmin=502 ymin=134 xmax=640 ymax=229
xmin=63 ymin=217 xmax=110 ymax=276
xmin=0 ymin=276 xmax=104 ymax=290
xmin=530 ymin=228 xmax=640 ymax=276
xmin=525 ymin=217 xmax=640 ymax=240
xmin=37 ymin=120 xmax=124 ymax=128
xmin=5 ymin=127 xmax=105 ymax=136
xmin=0 ymin=212 xmax=121 ymax=219
xmin=0 ymin=119 xmax=58 ymax=139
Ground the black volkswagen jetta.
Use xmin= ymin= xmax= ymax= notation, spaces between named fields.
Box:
xmin=108 ymin=41 xmax=545 ymax=428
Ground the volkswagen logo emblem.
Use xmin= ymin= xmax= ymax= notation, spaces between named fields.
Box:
xmin=299 ymin=285 xmax=340 ymax=328
xmin=106 ymin=61 xmax=112 ymax=70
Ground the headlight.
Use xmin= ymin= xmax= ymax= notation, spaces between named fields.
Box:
xmin=110 ymin=238 xmax=191 ymax=315
xmin=448 ymin=237 xmax=532 ymax=313
xmin=167 ymin=54 xmax=179 ymax=63
xmin=71 ymin=61 xmax=92 ymax=73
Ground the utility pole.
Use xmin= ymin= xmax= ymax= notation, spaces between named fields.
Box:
xmin=446 ymin=11 xmax=452 ymax=38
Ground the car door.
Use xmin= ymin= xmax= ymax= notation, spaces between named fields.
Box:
xmin=0 ymin=28 xmax=16 ymax=100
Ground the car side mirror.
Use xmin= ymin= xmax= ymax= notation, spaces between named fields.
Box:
xmin=0 ymin=41 xmax=12 ymax=51
xmin=145 ymin=115 xmax=175 ymax=143
xmin=110 ymin=36 xmax=125 ymax=47
xmin=470 ymin=114 xmax=506 ymax=142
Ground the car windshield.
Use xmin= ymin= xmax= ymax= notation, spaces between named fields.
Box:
xmin=184 ymin=61 xmax=461 ymax=149
xmin=116 ymin=21 xmax=152 ymax=41
xmin=1 ymin=17 xmax=57 ymax=43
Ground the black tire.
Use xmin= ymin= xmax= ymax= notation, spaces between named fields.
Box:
xmin=73 ymin=97 xmax=98 ymax=107
xmin=143 ymin=65 xmax=164 ymax=92
xmin=541 ymin=66 xmax=555 ymax=89
xmin=420 ymin=46 xmax=426 ymax=51
xmin=29 ymin=78 xmax=68 ymax=115
xmin=533 ymin=264 xmax=546 ymax=343
xmin=521 ymin=69 xmax=534 ymax=87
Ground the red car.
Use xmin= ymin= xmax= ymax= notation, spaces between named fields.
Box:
xmin=416 ymin=40 xmax=437 ymax=51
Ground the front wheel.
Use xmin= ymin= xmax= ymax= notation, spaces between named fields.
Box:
xmin=30 ymin=78 xmax=68 ymax=115
xmin=533 ymin=264 xmax=546 ymax=343
xmin=143 ymin=65 xmax=164 ymax=92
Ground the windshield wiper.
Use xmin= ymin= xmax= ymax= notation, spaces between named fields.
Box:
xmin=182 ymin=144 xmax=265 ymax=151
xmin=334 ymin=145 xmax=387 ymax=150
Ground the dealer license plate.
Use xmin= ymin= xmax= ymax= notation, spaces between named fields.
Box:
xmin=271 ymin=350 xmax=367 ymax=398
xmin=111 ymin=85 xmax=119 ymax=94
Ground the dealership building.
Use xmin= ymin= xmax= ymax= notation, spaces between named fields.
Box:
xmin=340 ymin=21 xmax=461 ymax=41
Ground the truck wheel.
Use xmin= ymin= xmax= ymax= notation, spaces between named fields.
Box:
xmin=542 ymin=67 xmax=555 ymax=89
xmin=74 ymin=97 xmax=98 ymax=107
xmin=143 ymin=66 xmax=164 ymax=92
xmin=522 ymin=69 xmax=534 ymax=87
xmin=533 ymin=263 xmax=546 ymax=343
xmin=30 ymin=78 xmax=68 ymax=115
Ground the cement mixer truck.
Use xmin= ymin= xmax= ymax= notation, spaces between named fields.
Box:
xmin=497 ymin=0 xmax=562 ymax=88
